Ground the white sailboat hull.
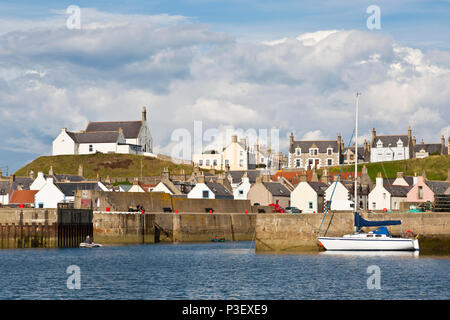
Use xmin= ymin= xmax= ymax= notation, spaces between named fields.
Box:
xmin=318 ymin=236 xmax=419 ymax=251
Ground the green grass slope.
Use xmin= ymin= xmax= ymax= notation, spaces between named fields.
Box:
xmin=14 ymin=153 xmax=197 ymax=179
xmin=323 ymin=155 xmax=450 ymax=181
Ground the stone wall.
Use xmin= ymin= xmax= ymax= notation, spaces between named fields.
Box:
xmin=92 ymin=212 xmax=256 ymax=244
xmin=255 ymin=211 xmax=450 ymax=253
xmin=0 ymin=208 xmax=58 ymax=248
xmin=75 ymin=190 xmax=267 ymax=213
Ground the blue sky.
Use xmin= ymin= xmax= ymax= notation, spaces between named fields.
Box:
xmin=0 ymin=0 xmax=449 ymax=173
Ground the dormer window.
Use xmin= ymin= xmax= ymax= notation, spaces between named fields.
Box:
xmin=376 ymin=140 xmax=383 ymax=148
xmin=309 ymin=148 xmax=318 ymax=156
xmin=327 ymin=148 xmax=333 ymax=156
xmin=295 ymin=148 xmax=301 ymax=156
xmin=397 ymin=139 xmax=403 ymax=148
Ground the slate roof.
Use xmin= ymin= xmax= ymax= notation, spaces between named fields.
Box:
xmin=85 ymin=121 xmax=142 ymax=139
xmin=263 ymin=182 xmax=291 ymax=197
xmin=414 ymin=143 xmax=446 ymax=155
xmin=0 ymin=181 xmax=10 ymax=195
xmin=67 ymin=131 xmax=120 ymax=144
xmin=9 ymin=190 xmax=38 ymax=204
xmin=425 ymin=181 xmax=450 ymax=195
xmin=205 ymin=182 xmax=233 ymax=198
xmin=372 ymin=135 xmax=409 ymax=148
xmin=385 ymin=176 xmax=415 ymax=186
xmin=308 ymin=181 xmax=329 ymax=196
xmin=55 ymin=182 xmax=100 ymax=197
xmin=119 ymin=184 xmax=132 ymax=192
xmin=383 ymin=184 xmax=411 ymax=197
xmin=228 ymin=170 xmax=261 ymax=184
xmin=290 ymin=140 xmax=339 ymax=153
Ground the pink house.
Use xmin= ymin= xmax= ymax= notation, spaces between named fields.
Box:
xmin=407 ymin=175 xmax=450 ymax=202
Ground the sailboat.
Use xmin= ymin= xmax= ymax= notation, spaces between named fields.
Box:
xmin=317 ymin=93 xmax=419 ymax=251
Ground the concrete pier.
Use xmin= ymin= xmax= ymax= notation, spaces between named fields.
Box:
xmin=93 ymin=212 xmax=256 ymax=244
xmin=255 ymin=211 xmax=450 ymax=253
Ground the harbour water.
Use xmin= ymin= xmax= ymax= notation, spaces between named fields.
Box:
xmin=0 ymin=242 xmax=448 ymax=300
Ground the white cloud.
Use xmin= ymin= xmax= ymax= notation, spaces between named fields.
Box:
xmin=0 ymin=8 xmax=449 ymax=167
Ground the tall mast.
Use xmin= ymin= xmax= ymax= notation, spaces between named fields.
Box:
xmin=354 ymin=92 xmax=361 ymax=215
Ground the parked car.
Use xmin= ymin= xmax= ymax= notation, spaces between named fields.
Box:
xmin=269 ymin=203 xmax=284 ymax=213
xmin=285 ymin=207 xmax=301 ymax=213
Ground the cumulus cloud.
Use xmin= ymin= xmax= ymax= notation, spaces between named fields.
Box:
xmin=0 ymin=9 xmax=449 ymax=170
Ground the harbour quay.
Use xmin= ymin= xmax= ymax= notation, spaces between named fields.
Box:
xmin=255 ymin=211 xmax=450 ymax=254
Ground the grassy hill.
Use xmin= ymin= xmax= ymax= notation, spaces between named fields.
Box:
xmin=322 ymin=155 xmax=450 ymax=182
xmin=14 ymin=153 xmax=198 ymax=179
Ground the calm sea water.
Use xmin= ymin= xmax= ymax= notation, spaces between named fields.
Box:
xmin=0 ymin=242 xmax=448 ymax=300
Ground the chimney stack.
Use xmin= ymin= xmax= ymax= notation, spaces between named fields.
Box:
xmin=262 ymin=173 xmax=271 ymax=183
xmin=372 ymin=128 xmax=376 ymax=145
xmin=49 ymin=165 xmax=54 ymax=176
xmin=232 ymin=135 xmax=238 ymax=143
xmin=311 ymin=168 xmax=318 ymax=182
xmin=321 ymin=168 xmax=330 ymax=184
xmin=412 ymin=136 xmax=416 ymax=146
xmin=300 ymin=170 xmax=307 ymax=182
xmin=441 ymin=135 xmax=445 ymax=155
xmin=162 ymin=167 xmax=170 ymax=181
xmin=78 ymin=164 xmax=84 ymax=178
xmin=197 ymin=172 xmax=205 ymax=183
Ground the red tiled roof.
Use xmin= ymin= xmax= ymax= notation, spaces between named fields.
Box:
xmin=9 ymin=190 xmax=38 ymax=204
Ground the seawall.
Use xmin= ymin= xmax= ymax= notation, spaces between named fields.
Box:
xmin=0 ymin=208 xmax=58 ymax=248
xmin=255 ymin=211 xmax=450 ymax=253
xmin=93 ymin=212 xmax=256 ymax=244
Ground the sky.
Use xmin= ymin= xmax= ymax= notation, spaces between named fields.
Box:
xmin=0 ymin=0 xmax=449 ymax=173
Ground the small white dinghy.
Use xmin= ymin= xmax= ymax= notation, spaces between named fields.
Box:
xmin=80 ymin=242 xmax=103 ymax=248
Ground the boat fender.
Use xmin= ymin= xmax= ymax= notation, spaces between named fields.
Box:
xmin=405 ymin=230 xmax=413 ymax=237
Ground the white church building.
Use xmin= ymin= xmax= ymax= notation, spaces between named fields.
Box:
xmin=52 ymin=107 xmax=153 ymax=156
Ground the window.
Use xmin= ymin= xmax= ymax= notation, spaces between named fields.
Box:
xmin=89 ymin=145 xmax=93 ymax=152
xmin=240 ymin=151 xmax=243 ymax=156
xmin=375 ymin=234 xmax=382 ymax=238
xmin=418 ymin=186 xmax=423 ymax=199
xmin=199 ymin=160 xmax=203 ymax=166
xmin=206 ymin=159 xmax=210 ymax=166
xmin=327 ymin=148 xmax=333 ymax=156
xmin=372 ymin=202 xmax=376 ymax=209
xmin=239 ymin=190 xmax=244 ymax=195
xmin=225 ymin=159 xmax=229 ymax=166
xmin=213 ymin=159 xmax=217 ymax=166
xmin=309 ymin=148 xmax=318 ymax=156
xmin=239 ymin=159 xmax=244 ymax=167
xmin=261 ymin=157 xmax=264 ymax=163
xmin=295 ymin=148 xmax=301 ymax=156
xmin=202 ymin=190 xmax=209 ymax=198
xmin=383 ymin=193 xmax=386 ymax=200
xmin=308 ymin=202 xmax=313 ymax=209
xmin=296 ymin=159 xmax=301 ymax=167
xmin=327 ymin=159 xmax=333 ymax=166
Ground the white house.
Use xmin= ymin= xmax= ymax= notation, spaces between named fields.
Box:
xmin=53 ymin=107 xmax=153 ymax=156
xmin=187 ymin=177 xmax=233 ymax=200
xmin=368 ymin=173 xmax=411 ymax=210
xmin=324 ymin=181 xmax=353 ymax=211
xmin=233 ymin=172 xmax=252 ymax=200
xmin=35 ymin=178 xmax=102 ymax=208
xmin=370 ymin=127 xmax=413 ymax=163
xmin=290 ymin=180 xmax=328 ymax=213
